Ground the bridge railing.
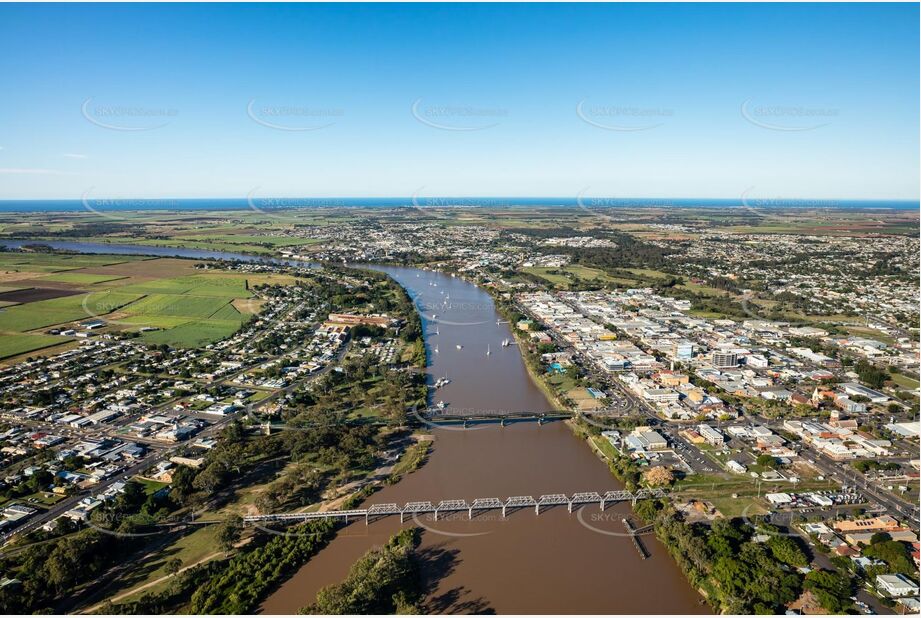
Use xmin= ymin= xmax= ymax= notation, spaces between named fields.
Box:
xmin=243 ymin=488 xmax=668 ymax=525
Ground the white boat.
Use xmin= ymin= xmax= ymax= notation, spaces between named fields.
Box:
xmin=456 ymin=344 xmax=463 ymax=350
xmin=434 ymin=346 xmax=439 ymax=354
xmin=502 ymin=338 xmax=510 ymax=347
xmin=486 ymin=344 xmax=491 ymax=356
xmin=434 ymin=375 xmax=451 ymax=388
xmin=437 ymin=400 xmax=447 ymax=410
xmin=431 ymin=313 xmax=437 ymax=319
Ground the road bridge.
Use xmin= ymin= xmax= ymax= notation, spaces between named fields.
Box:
xmin=421 ymin=410 xmax=573 ymax=426
xmin=244 ymin=488 xmax=667 ymax=525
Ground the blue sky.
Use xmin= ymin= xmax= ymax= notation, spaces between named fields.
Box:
xmin=0 ymin=2 xmax=917 ymax=200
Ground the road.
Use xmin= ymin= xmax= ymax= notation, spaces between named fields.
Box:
xmin=798 ymin=443 xmax=920 ymax=525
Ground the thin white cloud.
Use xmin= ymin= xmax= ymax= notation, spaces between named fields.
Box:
xmin=0 ymin=168 xmax=77 ymax=176
xmin=63 ymin=153 xmax=88 ymax=159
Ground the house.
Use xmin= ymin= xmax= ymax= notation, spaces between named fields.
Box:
xmin=834 ymin=515 xmax=900 ymax=534
xmin=726 ymin=460 xmax=746 ymax=474
xmin=697 ymin=424 xmax=725 ymax=446
xmin=876 ymin=573 xmax=920 ymax=598
xmin=624 ymin=427 xmax=668 ymax=452
xmin=643 ymin=388 xmax=680 ymax=404
xmin=760 ymin=388 xmax=793 ymax=402
xmin=834 ymin=395 xmax=866 ymax=414
xmin=846 ymin=530 xmax=918 ymax=546
xmin=841 ymin=382 xmax=889 ymax=403
xmin=766 ymin=493 xmax=794 ymax=506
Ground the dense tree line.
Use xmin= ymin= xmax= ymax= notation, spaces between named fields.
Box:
xmin=855 ymin=359 xmax=890 ymax=389
xmin=187 ymin=520 xmax=336 ymax=614
xmin=304 ymin=527 xmax=423 ymax=614
xmin=651 ymin=506 xmax=813 ymax=613
xmin=549 ymin=232 xmax=680 ymax=270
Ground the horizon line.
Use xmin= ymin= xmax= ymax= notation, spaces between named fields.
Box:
xmin=0 ymin=196 xmax=918 ymax=204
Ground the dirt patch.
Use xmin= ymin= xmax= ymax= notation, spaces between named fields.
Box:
xmin=232 ymin=298 xmax=264 ymax=314
xmin=0 ymin=287 xmax=82 ymax=303
xmin=0 ymin=271 xmax=44 ymax=283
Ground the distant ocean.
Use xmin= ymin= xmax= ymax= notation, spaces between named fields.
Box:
xmin=0 ymin=198 xmax=917 ymax=213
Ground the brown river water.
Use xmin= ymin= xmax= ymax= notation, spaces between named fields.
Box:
xmin=260 ymin=265 xmax=707 ymax=614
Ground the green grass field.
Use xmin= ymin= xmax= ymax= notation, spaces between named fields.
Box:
xmin=0 ymin=291 xmax=143 ymax=332
xmin=521 ymin=266 xmax=571 ymax=286
xmin=140 ymin=318 xmax=248 ymax=347
xmin=521 ymin=265 xmax=635 ymax=288
xmin=0 ymin=253 xmax=139 ymax=271
xmin=0 ymin=333 xmax=71 ymax=359
xmin=87 ymin=525 xmax=223 ymax=610
xmin=125 ymin=294 xmax=233 ymax=319
xmin=890 ymin=373 xmax=921 ymax=390
xmin=119 ymin=275 xmax=252 ymax=297
xmin=114 ymin=275 xmax=253 ymax=346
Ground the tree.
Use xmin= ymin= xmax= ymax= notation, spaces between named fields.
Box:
xmin=216 ymin=515 xmax=243 ymax=552
xmin=165 ymin=557 xmax=182 ymax=576
xmin=803 ymin=569 xmax=852 ymax=613
xmin=756 ymin=453 xmax=776 ymax=468
xmin=863 ymin=540 xmax=914 ymax=574
xmin=856 ymin=360 xmax=889 ymax=389
xmin=308 ymin=528 xmax=422 ymax=614
xmin=642 ymin=466 xmax=674 ymax=488
xmin=869 ymin=532 xmax=892 ymax=545
xmin=767 ymin=535 xmax=809 ymax=567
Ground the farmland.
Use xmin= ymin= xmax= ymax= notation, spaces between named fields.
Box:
xmin=0 ymin=333 xmax=73 ymax=359
xmin=0 ymin=291 xmax=143 ymax=332
xmin=39 ymin=272 xmax=127 ymax=285
xmin=0 ymin=253 xmax=265 ymax=351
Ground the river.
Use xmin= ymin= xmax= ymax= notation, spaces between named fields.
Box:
xmin=261 ymin=265 xmax=707 ymax=614
xmin=1 ymin=241 xmax=707 ymax=614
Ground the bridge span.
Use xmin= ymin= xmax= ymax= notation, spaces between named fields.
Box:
xmin=244 ymin=488 xmax=667 ymax=526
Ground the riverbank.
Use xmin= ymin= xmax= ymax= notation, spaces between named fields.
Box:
xmin=488 ymin=292 xmax=571 ymax=413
